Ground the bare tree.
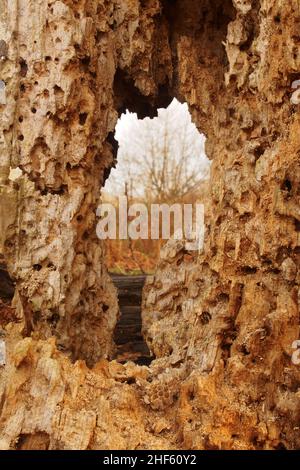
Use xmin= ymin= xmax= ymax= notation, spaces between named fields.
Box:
xmin=104 ymin=98 xmax=210 ymax=204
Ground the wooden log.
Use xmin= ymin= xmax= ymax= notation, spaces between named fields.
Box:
xmin=110 ymin=274 xmax=152 ymax=363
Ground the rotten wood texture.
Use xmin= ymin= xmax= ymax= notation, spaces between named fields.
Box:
xmin=0 ymin=0 xmax=300 ymax=451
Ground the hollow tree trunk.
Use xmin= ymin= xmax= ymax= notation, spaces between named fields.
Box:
xmin=0 ymin=0 xmax=299 ymax=450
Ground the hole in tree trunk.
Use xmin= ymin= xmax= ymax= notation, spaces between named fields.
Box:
xmin=101 ymin=98 xmax=210 ymax=365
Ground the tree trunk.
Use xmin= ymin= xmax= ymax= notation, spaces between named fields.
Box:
xmin=0 ymin=0 xmax=299 ymax=450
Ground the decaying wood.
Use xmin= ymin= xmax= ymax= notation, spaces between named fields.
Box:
xmin=0 ymin=0 xmax=299 ymax=450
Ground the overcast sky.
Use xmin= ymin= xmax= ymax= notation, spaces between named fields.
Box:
xmin=103 ymin=98 xmax=210 ymax=198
